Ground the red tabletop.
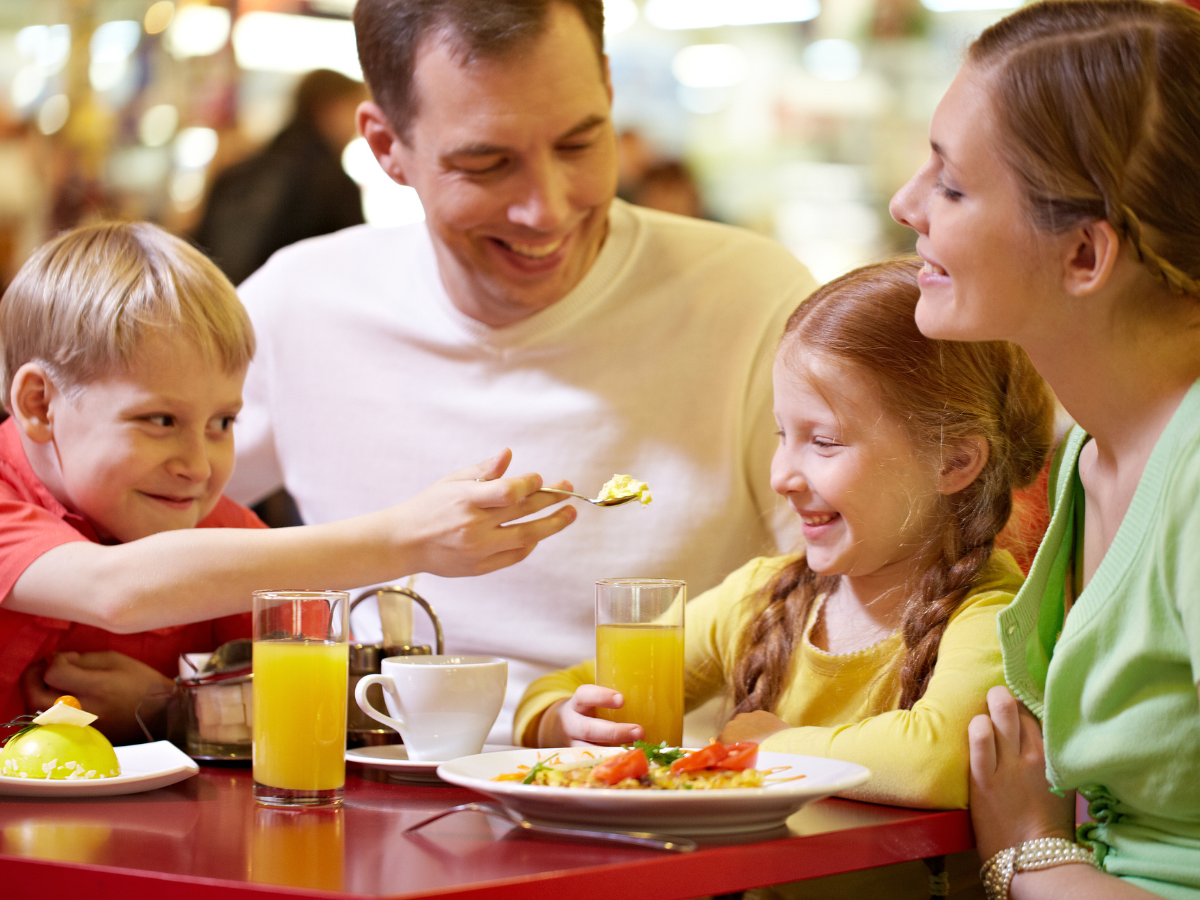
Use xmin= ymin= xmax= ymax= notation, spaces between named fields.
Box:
xmin=0 ymin=764 xmax=972 ymax=899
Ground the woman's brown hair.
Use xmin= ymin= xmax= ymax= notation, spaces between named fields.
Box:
xmin=969 ymin=0 xmax=1200 ymax=297
xmin=731 ymin=258 xmax=1055 ymax=714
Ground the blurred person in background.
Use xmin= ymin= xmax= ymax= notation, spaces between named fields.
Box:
xmin=631 ymin=159 xmax=706 ymax=219
xmin=195 ymin=68 xmax=367 ymax=528
xmin=193 ymin=68 xmax=367 ymax=288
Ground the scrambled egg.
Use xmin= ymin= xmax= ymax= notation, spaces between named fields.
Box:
xmin=497 ymin=759 xmax=766 ymax=790
xmin=596 ymin=474 xmax=653 ymax=506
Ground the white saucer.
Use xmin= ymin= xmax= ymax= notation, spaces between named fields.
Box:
xmin=346 ymin=743 xmax=517 ymax=784
xmin=0 ymin=741 xmax=199 ymax=798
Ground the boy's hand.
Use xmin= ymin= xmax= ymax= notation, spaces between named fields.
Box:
xmin=537 ymin=685 xmax=644 ymax=747
xmin=719 ymin=710 xmax=790 ymax=744
xmin=21 ymin=651 xmax=174 ymax=745
xmin=398 ymin=449 xmax=577 ymax=577
xmin=968 ymin=685 xmax=1076 ymax=860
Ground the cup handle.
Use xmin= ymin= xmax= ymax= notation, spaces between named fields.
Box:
xmin=354 ymin=674 xmax=407 ymax=737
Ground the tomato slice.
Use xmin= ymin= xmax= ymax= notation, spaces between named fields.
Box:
xmin=591 ymin=748 xmax=649 ymax=785
xmin=714 ymin=742 xmax=759 ymax=770
xmin=669 ymin=742 xmax=729 ymax=775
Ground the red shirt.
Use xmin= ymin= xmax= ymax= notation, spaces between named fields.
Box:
xmin=0 ymin=418 xmax=265 ymax=722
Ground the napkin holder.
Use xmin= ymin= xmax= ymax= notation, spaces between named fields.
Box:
xmin=346 ymin=586 xmax=445 ymax=748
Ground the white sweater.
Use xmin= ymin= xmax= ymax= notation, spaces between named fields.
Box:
xmin=229 ymin=200 xmax=816 ymax=741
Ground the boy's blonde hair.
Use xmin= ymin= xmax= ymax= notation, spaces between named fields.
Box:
xmin=0 ymin=221 xmax=255 ymax=410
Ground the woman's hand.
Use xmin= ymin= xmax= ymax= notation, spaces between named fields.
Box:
xmin=718 ymin=710 xmax=790 ymax=744
xmin=968 ymin=685 xmax=1076 ymax=859
xmin=21 ymin=651 xmax=174 ymax=745
xmin=395 ymin=449 xmax=577 ymax=577
xmin=536 ymin=685 xmax=644 ymax=747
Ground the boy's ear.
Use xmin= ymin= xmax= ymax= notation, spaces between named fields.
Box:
xmin=937 ymin=435 xmax=989 ymax=496
xmin=11 ymin=363 xmax=57 ymax=444
xmin=1062 ymin=218 xmax=1121 ymax=297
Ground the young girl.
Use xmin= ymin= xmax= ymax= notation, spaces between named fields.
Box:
xmin=515 ymin=257 xmax=1056 ymax=811
xmin=889 ymin=2 xmax=1200 ymax=897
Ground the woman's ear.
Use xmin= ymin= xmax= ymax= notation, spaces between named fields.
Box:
xmin=11 ymin=363 xmax=57 ymax=444
xmin=1062 ymin=218 xmax=1121 ymax=297
xmin=938 ymin=435 xmax=989 ymax=495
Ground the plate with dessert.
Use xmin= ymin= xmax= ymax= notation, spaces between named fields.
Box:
xmin=0 ymin=696 xmax=199 ymax=798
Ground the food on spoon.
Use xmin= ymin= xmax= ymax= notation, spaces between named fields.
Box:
xmin=495 ymin=741 xmax=781 ymax=790
xmin=0 ymin=696 xmax=121 ymax=780
xmin=596 ymin=474 xmax=652 ymax=506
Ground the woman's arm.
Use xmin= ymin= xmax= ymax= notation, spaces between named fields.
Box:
xmin=970 ymin=685 xmax=1166 ymax=900
xmin=5 ymin=452 xmax=575 ymax=633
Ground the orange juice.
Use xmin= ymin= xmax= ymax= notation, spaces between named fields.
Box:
xmin=596 ymin=623 xmax=684 ymax=746
xmin=253 ymin=641 xmax=348 ymax=791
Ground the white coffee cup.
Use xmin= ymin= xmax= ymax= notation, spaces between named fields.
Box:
xmin=354 ymin=655 xmax=507 ymax=762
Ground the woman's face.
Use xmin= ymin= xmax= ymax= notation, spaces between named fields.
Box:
xmin=889 ymin=66 xmax=1065 ymax=345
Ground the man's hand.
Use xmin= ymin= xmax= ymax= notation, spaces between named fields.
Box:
xmin=397 ymin=449 xmax=578 ymax=577
xmin=968 ymin=685 xmax=1076 ymax=860
xmin=718 ymin=710 xmax=790 ymax=744
xmin=21 ymin=651 xmax=174 ymax=745
xmin=537 ymin=686 xmax=644 ymax=747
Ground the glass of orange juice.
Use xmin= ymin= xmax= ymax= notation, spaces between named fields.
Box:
xmin=595 ymin=579 xmax=685 ymax=746
xmin=252 ymin=590 xmax=350 ymax=808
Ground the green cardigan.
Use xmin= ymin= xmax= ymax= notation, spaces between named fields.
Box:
xmin=999 ymin=380 xmax=1200 ymax=900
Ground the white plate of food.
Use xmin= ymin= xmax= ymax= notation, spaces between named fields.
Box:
xmin=346 ymin=743 xmax=518 ymax=783
xmin=0 ymin=741 xmax=199 ymax=798
xmin=436 ymin=745 xmax=870 ymax=835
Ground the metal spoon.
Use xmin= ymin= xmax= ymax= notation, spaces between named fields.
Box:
xmin=404 ymin=801 xmax=696 ymax=852
xmin=537 ymin=488 xmax=641 ymax=507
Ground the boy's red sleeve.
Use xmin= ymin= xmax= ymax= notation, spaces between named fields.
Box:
xmin=0 ymin=490 xmax=89 ymax=608
xmin=196 ymin=495 xmax=269 ymax=530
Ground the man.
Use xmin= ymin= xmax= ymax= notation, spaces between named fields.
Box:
xmin=228 ymin=0 xmax=816 ymax=743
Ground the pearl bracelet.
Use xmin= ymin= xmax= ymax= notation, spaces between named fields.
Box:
xmin=980 ymin=837 xmax=1098 ymax=900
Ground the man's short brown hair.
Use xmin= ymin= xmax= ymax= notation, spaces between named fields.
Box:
xmin=353 ymin=0 xmax=605 ymax=141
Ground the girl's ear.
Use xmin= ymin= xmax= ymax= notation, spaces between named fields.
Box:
xmin=1062 ymin=218 xmax=1121 ymax=297
xmin=11 ymin=363 xmax=57 ymax=444
xmin=938 ymin=435 xmax=989 ymax=495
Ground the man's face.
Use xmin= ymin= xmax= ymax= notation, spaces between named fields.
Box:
xmin=390 ymin=3 xmax=619 ymax=327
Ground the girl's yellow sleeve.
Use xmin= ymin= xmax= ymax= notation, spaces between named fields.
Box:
xmin=759 ymin=585 xmax=1013 ymax=809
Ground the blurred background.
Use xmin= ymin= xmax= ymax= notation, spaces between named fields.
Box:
xmin=0 ymin=0 xmax=1027 ymax=293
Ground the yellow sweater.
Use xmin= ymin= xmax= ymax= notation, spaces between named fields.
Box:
xmin=514 ymin=551 xmax=1023 ymax=810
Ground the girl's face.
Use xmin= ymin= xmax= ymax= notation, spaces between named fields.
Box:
xmin=770 ymin=354 xmax=942 ymax=581
xmin=888 ymin=66 xmax=1064 ymax=345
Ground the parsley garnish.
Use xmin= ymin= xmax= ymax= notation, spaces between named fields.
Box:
xmin=628 ymin=740 xmax=685 ymax=767
xmin=521 ymin=752 xmax=560 ymax=785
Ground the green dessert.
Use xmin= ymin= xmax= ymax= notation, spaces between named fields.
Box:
xmin=0 ymin=696 xmax=120 ymax=780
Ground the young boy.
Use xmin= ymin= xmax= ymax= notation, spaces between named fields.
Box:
xmin=0 ymin=222 xmax=575 ymax=742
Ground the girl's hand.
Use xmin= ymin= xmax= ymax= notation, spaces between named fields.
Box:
xmin=536 ymin=685 xmax=644 ymax=747
xmin=719 ymin=710 xmax=790 ymax=744
xmin=968 ymin=685 xmax=1076 ymax=859
xmin=396 ymin=449 xmax=577 ymax=577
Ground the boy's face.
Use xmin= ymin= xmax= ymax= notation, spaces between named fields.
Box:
xmin=47 ymin=334 xmax=246 ymax=542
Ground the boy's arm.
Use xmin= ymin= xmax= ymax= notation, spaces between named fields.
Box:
xmin=5 ymin=454 xmax=575 ymax=633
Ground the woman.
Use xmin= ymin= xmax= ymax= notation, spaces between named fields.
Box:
xmin=890 ymin=2 xmax=1200 ymax=898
